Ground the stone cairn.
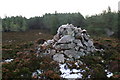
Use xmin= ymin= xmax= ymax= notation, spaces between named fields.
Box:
xmin=37 ymin=24 xmax=97 ymax=63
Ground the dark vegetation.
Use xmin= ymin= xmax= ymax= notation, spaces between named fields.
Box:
xmin=2 ymin=31 xmax=120 ymax=79
xmin=2 ymin=7 xmax=120 ymax=79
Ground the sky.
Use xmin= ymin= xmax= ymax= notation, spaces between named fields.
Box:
xmin=0 ymin=0 xmax=119 ymax=18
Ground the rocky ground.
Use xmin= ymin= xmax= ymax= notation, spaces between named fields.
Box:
xmin=2 ymin=25 xmax=120 ymax=80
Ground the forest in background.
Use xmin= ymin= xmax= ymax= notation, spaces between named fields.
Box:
xmin=1 ymin=7 xmax=119 ymax=37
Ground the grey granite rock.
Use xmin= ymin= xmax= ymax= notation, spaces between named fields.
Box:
xmin=73 ymin=39 xmax=83 ymax=47
xmin=53 ymin=34 xmax=60 ymax=41
xmin=68 ymin=43 xmax=76 ymax=49
xmin=54 ymin=43 xmax=76 ymax=50
xmin=77 ymin=52 xmax=86 ymax=57
xmin=75 ymin=33 xmax=82 ymax=39
xmin=53 ymin=54 xmax=65 ymax=63
xmin=75 ymin=46 xmax=80 ymax=51
xmin=64 ymin=50 xmax=78 ymax=58
xmin=88 ymin=40 xmax=94 ymax=47
xmin=37 ymin=24 xmax=98 ymax=62
xmin=58 ymin=35 xmax=75 ymax=44
xmin=83 ymin=41 xmax=88 ymax=47
xmin=55 ymin=44 xmax=70 ymax=50
xmin=49 ymin=49 xmax=56 ymax=55
xmin=83 ymin=34 xmax=89 ymax=41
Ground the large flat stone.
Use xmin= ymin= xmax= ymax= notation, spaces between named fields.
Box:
xmin=58 ymin=35 xmax=75 ymax=44
xmin=55 ymin=43 xmax=76 ymax=50
xmin=64 ymin=50 xmax=78 ymax=58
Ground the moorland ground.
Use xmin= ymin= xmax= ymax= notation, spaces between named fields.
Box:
xmin=2 ymin=30 xmax=120 ymax=79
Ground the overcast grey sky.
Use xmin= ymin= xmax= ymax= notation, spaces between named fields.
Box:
xmin=0 ymin=0 xmax=119 ymax=18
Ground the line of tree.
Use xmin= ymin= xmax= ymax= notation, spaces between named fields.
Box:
xmin=1 ymin=7 xmax=119 ymax=37
xmin=2 ymin=16 xmax=28 ymax=32
xmin=86 ymin=7 xmax=118 ymax=36
xmin=2 ymin=12 xmax=86 ymax=34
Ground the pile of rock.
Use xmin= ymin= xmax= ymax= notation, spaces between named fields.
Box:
xmin=38 ymin=24 xmax=96 ymax=63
